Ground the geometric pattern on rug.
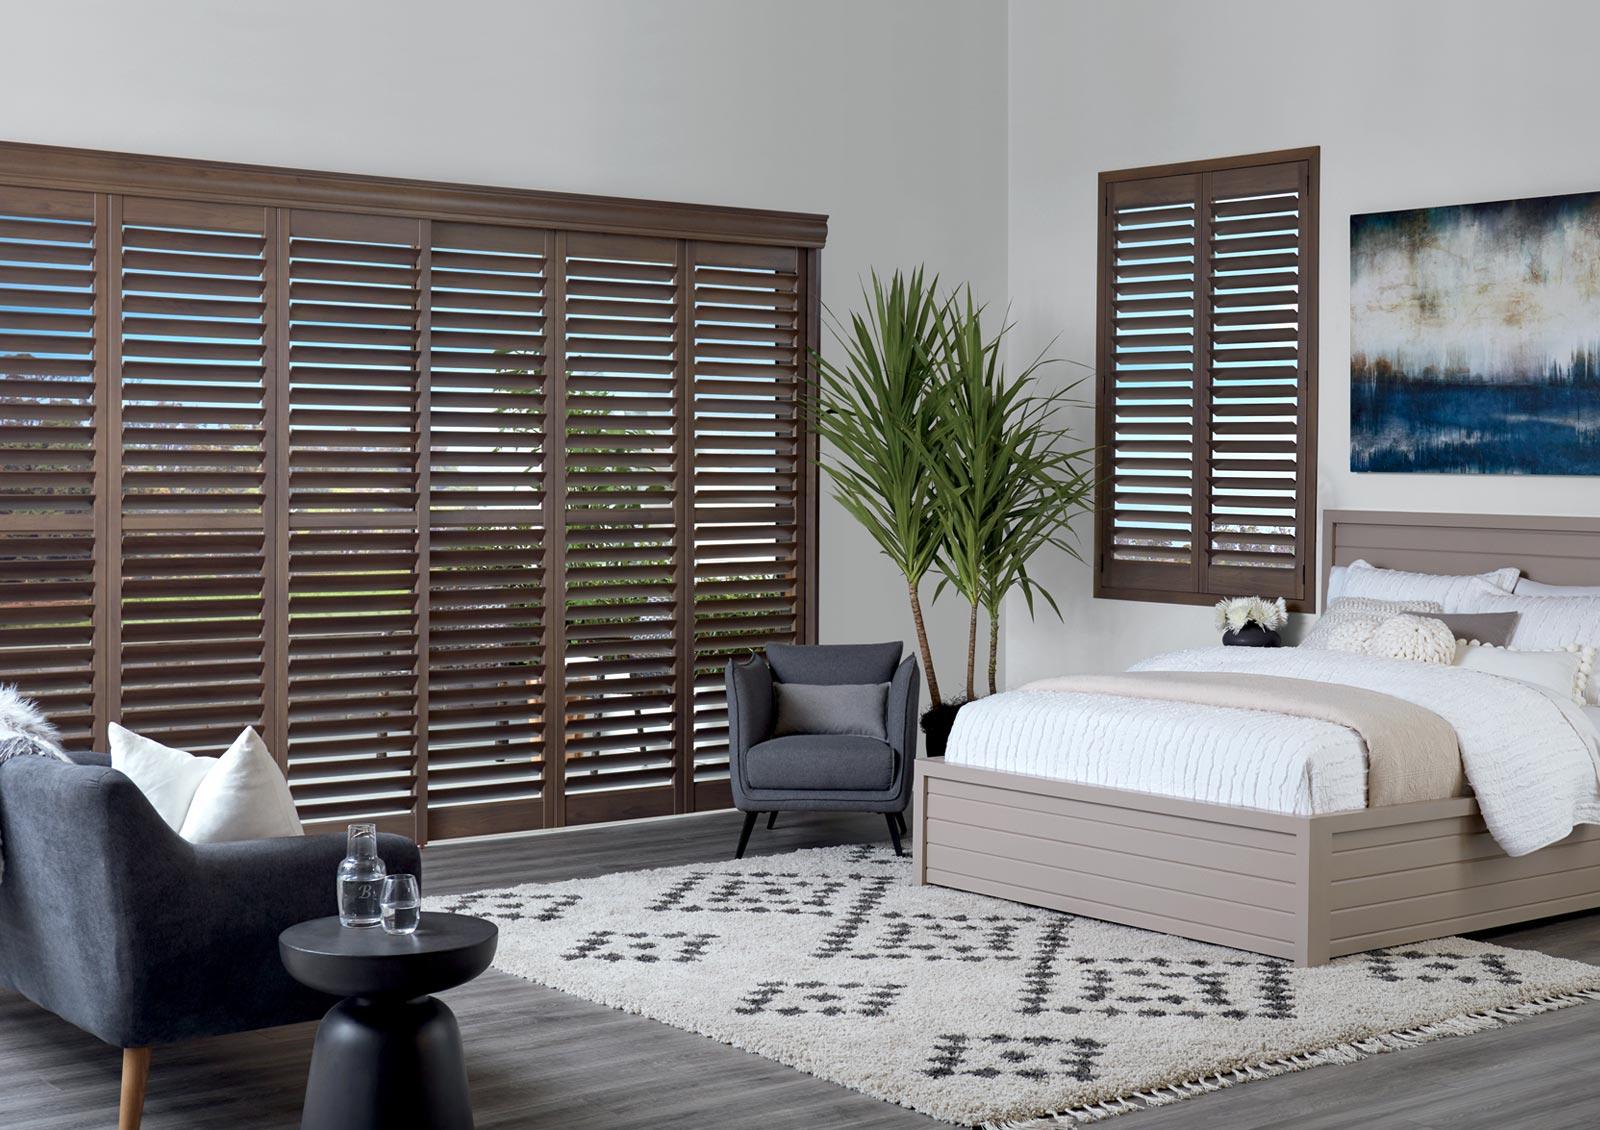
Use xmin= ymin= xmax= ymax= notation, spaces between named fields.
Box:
xmin=430 ymin=845 xmax=1600 ymax=1127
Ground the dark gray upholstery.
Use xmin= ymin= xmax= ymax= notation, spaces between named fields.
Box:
xmin=765 ymin=641 xmax=902 ymax=686
xmin=0 ymin=751 xmax=420 ymax=1049
xmin=727 ymin=644 xmax=919 ymax=819
xmin=744 ymin=734 xmax=894 ymax=791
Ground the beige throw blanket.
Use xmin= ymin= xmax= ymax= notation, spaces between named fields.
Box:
xmin=1021 ymin=671 xmax=1465 ymax=806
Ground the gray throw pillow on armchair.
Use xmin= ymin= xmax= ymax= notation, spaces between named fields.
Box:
xmin=773 ymin=682 xmax=890 ymax=741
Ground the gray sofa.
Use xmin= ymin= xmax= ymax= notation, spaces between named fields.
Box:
xmin=726 ymin=642 xmax=920 ymax=857
xmin=0 ymin=750 xmax=420 ymax=1130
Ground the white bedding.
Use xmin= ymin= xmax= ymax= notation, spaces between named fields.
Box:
xmin=945 ymin=647 xmax=1600 ymax=856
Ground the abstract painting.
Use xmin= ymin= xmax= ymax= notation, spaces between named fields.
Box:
xmin=1350 ymin=190 xmax=1600 ymax=474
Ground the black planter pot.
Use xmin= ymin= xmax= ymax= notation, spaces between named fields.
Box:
xmin=1222 ymin=624 xmax=1282 ymax=648
xmin=920 ymin=699 xmax=968 ymax=757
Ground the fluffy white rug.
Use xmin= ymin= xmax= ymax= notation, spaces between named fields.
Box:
xmin=430 ymin=845 xmax=1600 ymax=1127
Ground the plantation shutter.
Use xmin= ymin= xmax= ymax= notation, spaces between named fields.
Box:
xmin=425 ymin=221 xmax=549 ymax=839
xmin=116 ymin=198 xmax=272 ymax=753
xmin=1095 ymin=149 xmax=1318 ymax=609
xmin=558 ymin=233 xmax=683 ymax=824
xmin=0 ymin=187 xmax=101 ymax=746
xmin=0 ymin=142 xmax=821 ymax=841
xmin=686 ymin=242 xmax=806 ymax=808
xmin=285 ymin=211 xmax=424 ymax=834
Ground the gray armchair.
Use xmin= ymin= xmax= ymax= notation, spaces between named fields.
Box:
xmin=726 ymin=642 xmax=920 ymax=858
xmin=0 ymin=750 xmax=420 ymax=1130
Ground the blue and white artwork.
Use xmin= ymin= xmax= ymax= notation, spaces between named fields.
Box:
xmin=1350 ymin=191 xmax=1600 ymax=474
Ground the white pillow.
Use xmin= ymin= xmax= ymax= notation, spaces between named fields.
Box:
xmin=110 ymin=725 xmax=304 ymax=843
xmin=1514 ymin=578 xmax=1600 ymax=597
xmin=1454 ymin=642 xmax=1597 ymax=706
xmin=1301 ymin=597 xmax=1444 ymax=653
xmin=1367 ymin=614 xmax=1457 ymax=665
xmin=1456 ymin=580 xmax=1600 ymax=704
xmin=1336 ymin=560 xmax=1520 ymax=612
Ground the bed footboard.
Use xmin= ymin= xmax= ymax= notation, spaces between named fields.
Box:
xmin=914 ymin=757 xmax=1600 ymax=966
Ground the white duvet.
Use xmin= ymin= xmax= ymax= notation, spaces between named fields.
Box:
xmin=944 ymin=647 xmax=1600 ymax=856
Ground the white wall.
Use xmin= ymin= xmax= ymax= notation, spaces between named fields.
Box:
xmin=0 ymin=0 xmax=1009 ymax=692
xmin=1005 ymin=0 xmax=1600 ymax=684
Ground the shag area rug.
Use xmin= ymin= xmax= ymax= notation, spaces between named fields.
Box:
xmin=429 ymin=845 xmax=1600 ymax=1127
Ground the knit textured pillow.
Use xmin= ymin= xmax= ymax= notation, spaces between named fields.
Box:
xmin=1300 ymin=597 xmax=1445 ymax=653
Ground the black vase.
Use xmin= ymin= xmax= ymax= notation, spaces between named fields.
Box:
xmin=1222 ymin=625 xmax=1282 ymax=648
xmin=920 ymin=699 xmax=968 ymax=757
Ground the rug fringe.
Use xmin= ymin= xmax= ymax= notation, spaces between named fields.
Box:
xmin=976 ymin=988 xmax=1600 ymax=1129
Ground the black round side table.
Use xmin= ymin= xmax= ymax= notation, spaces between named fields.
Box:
xmin=279 ymin=912 xmax=498 ymax=1130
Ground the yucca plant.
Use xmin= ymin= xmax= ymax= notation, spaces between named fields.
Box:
xmin=922 ymin=289 xmax=1094 ymax=699
xmin=806 ymin=268 xmax=948 ymax=704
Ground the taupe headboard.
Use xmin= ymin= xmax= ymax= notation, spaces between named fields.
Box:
xmin=1322 ymin=510 xmax=1600 ymax=610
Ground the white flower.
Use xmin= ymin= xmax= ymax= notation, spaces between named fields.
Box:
xmin=1215 ymin=595 xmax=1286 ymax=633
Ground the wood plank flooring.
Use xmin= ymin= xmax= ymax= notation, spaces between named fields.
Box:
xmin=2 ymin=809 xmax=1598 ymax=1129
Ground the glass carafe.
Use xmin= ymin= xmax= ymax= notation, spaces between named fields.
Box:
xmin=337 ymin=823 xmax=387 ymax=928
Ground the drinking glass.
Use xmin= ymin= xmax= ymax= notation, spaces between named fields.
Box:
xmin=381 ymin=873 xmax=421 ymax=936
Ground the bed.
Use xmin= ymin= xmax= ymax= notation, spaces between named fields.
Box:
xmin=913 ymin=509 xmax=1600 ymax=966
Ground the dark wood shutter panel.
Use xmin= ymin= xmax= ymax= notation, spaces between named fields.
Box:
xmin=424 ymin=221 xmax=549 ymax=839
xmin=686 ymin=242 xmax=805 ymax=807
xmin=1096 ymin=149 xmax=1318 ymax=609
xmin=1202 ymin=162 xmax=1313 ymax=598
xmin=0 ymin=186 xmax=100 ymax=746
xmin=285 ymin=210 xmax=424 ymax=834
xmin=559 ymin=233 xmax=682 ymax=824
xmin=1099 ymin=174 xmax=1203 ymax=594
xmin=116 ymin=198 xmax=271 ymax=752
xmin=0 ymin=143 xmax=822 ymax=839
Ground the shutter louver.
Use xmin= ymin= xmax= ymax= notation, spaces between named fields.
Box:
xmin=286 ymin=211 xmax=423 ymax=833
xmin=687 ymin=243 xmax=804 ymax=805
xmin=1203 ymin=163 xmax=1311 ymax=597
xmin=0 ymin=187 xmax=100 ymax=746
xmin=560 ymin=233 xmax=681 ymax=822
xmin=425 ymin=221 xmax=549 ymax=838
xmin=1096 ymin=150 xmax=1317 ymax=609
xmin=117 ymin=199 xmax=271 ymax=752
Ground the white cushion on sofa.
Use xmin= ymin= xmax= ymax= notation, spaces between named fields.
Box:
xmin=110 ymin=724 xmax=304 ymax=842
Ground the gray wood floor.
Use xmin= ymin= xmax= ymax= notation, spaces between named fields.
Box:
xmin=3 ymin=809 xmax=1598 ymax=1130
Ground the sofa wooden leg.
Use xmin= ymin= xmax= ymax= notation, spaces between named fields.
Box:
xmin=766 ymin=811 xmax=778 ymax=830
xmin=885 ymin=812 xmax=904 ymax=856
xmin=120 ymin=1047 xmax=151 ymax=1130
xmin=735 ymin=810 xmax=759 ymax=858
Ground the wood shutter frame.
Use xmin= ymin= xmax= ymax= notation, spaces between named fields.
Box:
xmin=1094 ymin=147 xmax=1319 ymax=611
xmin=0 ymin=141 xmax=824 ymax=841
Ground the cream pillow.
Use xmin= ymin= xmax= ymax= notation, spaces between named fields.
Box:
xmin=1454 ymin=642 xmax=1597 ymax=706
xmin=1300 ymin=597 xmax=1445 ymax=653
xmin=1367 ymin=614 xmax=1456 ymax=665
xmin=110 ymin=725 xmax=304 ymax=843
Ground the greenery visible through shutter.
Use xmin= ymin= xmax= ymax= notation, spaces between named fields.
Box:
xmin=0 ymin=143 xmax=822 ymax=840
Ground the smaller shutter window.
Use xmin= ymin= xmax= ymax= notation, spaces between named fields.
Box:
xmin=1095 ymin=148 xmax=1319 ymax=610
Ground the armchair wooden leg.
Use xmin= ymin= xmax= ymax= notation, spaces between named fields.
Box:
xmin=893 ymin=811 xmax=908 ymax=835
xmin=120 ymin=1047 xmax=151 ymax=1130
xmin=735 ymin=810 xmax=759 ymax=859
xmin=766 ymin=811 xmax=778 ymax=830
xmin=885 ymin=812 xmax=904 ymax=857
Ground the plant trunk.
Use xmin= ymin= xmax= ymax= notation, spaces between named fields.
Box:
xmin=987 ymin=607 xmax=999 ymax=697
xmin=965 ymin=598 xmax=978 ymax=700
xmin=908 ymin=579 xmax=941 ymax=706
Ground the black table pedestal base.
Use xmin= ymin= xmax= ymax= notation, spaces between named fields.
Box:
xmin=301 ymin=995 xmax=474 ymax=1130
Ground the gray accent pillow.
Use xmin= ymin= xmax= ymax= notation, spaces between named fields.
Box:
xmin=773 ymin=682 xmax=889 ymax=741
xmin=1431 ymin=611 xmax=1520 ymax=647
